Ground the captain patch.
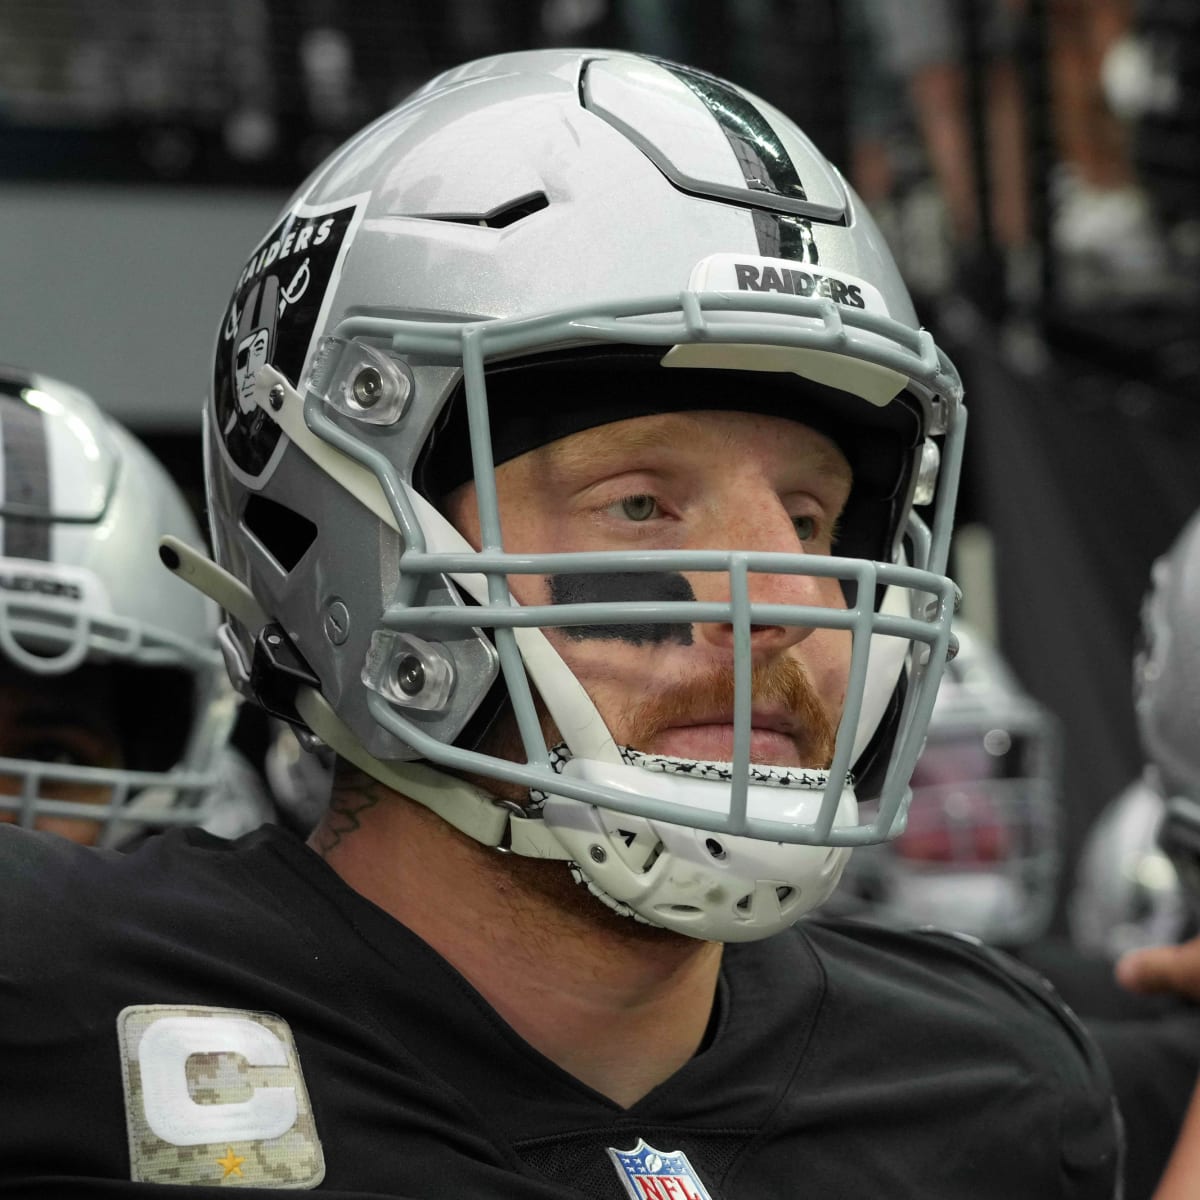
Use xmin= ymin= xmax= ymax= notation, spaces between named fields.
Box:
xmin=117 ymin=1004 xmax=324 ymax=1188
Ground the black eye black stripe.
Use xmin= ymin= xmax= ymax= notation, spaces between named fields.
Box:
xmin=549 ymin=572 xmax=695 ymax=646
xmin=0 ymin=383 xmax=53 ymax=561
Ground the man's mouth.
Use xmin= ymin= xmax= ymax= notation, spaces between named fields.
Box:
xmin=642 ymin=709 xmax=808 ymax=767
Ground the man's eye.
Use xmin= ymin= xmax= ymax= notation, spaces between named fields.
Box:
xmin=620 ymin=495 xmax=659 ymax=522
xmin=793 ymin=515 xmax=817 ymax=542
xmin=20 ymin=739 xmax=105 ymax=769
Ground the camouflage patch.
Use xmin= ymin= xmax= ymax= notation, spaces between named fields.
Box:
xmin=118 ymin=1005 xmax=324 ymax=1188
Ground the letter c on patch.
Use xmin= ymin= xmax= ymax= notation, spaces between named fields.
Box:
xmin=137 ymin=1015 xmax=298 ymax=1146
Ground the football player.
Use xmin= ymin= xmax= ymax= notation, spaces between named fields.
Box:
xmin=1113 ymin=508 xmax=1200 ymax=1199
xmin=0 ymin=365 xmax=241 ymax=845
xmin=827 ymin=620 xmax=1062 ymax=946
xmin=0 ymin=51 xmax=1121 ymax=1195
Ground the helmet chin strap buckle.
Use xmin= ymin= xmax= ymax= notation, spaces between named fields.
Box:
xmin=250 ymin=623 xmax=322 ymax=727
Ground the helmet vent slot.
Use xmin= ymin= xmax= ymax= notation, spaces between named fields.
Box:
xmin=243 ymin=495 xmax=317 ymax=572
xmin=425 ymin=192 xmax=549 ymax=230
xmin=640 ymin=840 xmax=664 ymax=874
xmin=610 ymin=830 xmax=664 ymax=875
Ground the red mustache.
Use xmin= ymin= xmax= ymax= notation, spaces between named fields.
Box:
xmin=622 ymin=657 xmax=837 ymax=767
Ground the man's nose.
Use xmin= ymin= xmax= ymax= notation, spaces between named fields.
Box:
xmin=689 ymin=503 xmax=843 ymax=657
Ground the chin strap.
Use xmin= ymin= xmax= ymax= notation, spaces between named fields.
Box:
xmin=158 ymin=533 xmax=570 ymax=862
xmin=293 ymin=686 xmax=571 ymax=859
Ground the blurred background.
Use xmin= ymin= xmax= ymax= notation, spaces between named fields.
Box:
xmin=1 ymin=0 xmax=1197 ymax=935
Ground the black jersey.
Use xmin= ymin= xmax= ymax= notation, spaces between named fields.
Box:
xmin=0 ymin=824 xmax=1120 ymax=1198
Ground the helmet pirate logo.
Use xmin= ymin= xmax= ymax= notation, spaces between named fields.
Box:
xmin=212 ymin=200 xmax=363 ymax=482
xmin=232 ymin=275 xmax=278 ymax=420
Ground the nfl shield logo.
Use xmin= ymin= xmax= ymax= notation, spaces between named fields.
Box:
xmin=607 ymin=1138 xmax=714 ymax=1199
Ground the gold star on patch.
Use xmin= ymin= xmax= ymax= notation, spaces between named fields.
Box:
xmin=216 ymin=1147 xmax=246 ymax=1178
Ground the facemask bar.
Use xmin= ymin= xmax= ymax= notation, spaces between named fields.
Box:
xmin=0 ymin=600 xmax=234 ymax=839
xmin=852 ymin=768 xmax=1060 ymax=943
xmin=0 ymin=597 xmax=222 ymax=676
xmin=334 ymin=286 xmax=963 ymax=572
xmin=356 ymin=549 xmax=955 ymax=838
xmin=262 ymin=287 xmax=962 ymax=847
xmin=0 ymin=757 xmax=221 ymax=841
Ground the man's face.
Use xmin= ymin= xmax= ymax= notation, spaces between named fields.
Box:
xmin=0 ymin=661 xmax=125 ymax=845
xmin=445 ymin=409 xmax=854 ymax=771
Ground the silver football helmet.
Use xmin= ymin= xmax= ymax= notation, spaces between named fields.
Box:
xmin=0 ymin=366 xmax=235 ymax=844
xmin=1136 ymin=508 xmax=1200 ymax=913
xmin=1068 ymin=770 xmax=1187 ymax=960
xmin=176 ymin=49 xmax=965 ymax=941
xmin=828 ymin=624 xmax=1061 ymax=945
xmin=1136 ymin=509 xmax=1200 ymax=808
xmin=1069 ymin=510 xmax=1200 ymax=955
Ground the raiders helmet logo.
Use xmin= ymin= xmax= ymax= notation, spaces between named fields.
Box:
xmin=213 ymin=197 xmax=364 ymax=483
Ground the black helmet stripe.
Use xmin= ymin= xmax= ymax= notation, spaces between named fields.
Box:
xmin=0 ymin=380 xmax=52 ymax=561
xmin=653 ymin=60 xmax=823 ymax=259
xmin=656 ymin=59 xmax=809 ymax=203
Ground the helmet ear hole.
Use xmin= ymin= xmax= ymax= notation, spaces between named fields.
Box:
xmin=243 ymin=495 xmax=317 ymax=572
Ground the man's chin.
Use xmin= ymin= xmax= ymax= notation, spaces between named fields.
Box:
xmin=498 ymin=852 xmax=692 ymax=946
xmin=439 ymin=743 xmax=698 ymax=944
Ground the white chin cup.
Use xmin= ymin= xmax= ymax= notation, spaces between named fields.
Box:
xmin=540 ymin=755 xmax=857 ymax=942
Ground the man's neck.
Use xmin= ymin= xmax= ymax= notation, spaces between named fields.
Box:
xmin=308 ymin=778 xmax=722 ymax=1108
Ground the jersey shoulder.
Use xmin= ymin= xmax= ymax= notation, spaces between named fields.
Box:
xmin=797 ymin=917 xmax=1121 ymax=1190
xmin=801 ymin=916 xmax=1107 ymax=1068
xmin=713 ymin=920 xmax=1123 ymax=1198
xmin=0 ymin=824 xmax=301 ymax=998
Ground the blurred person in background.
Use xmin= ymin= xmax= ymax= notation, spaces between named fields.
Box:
xmin=0 ymin=365 xmax=270 ymax=846
xmin=824 ymin=601 xmax=1200 ymax=1199
xmin=851 ymin=0 xmax=1036 ymax=318
xmin=1047 ymin=0 xmax=1171 ymax=293
xmin=849 ymin=0 xmax=1174 ymax=317
xmin=1107 ymin=507 xmax=1200 ymax=1197
xmin=1070 ymin=770 xmax=1190 ymax=965
xmin=826 ymin=620 xmax=1062 ymax=947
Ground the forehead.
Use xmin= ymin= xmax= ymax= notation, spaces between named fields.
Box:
xmin=532 ymin=409 xmax=853 ymax=481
